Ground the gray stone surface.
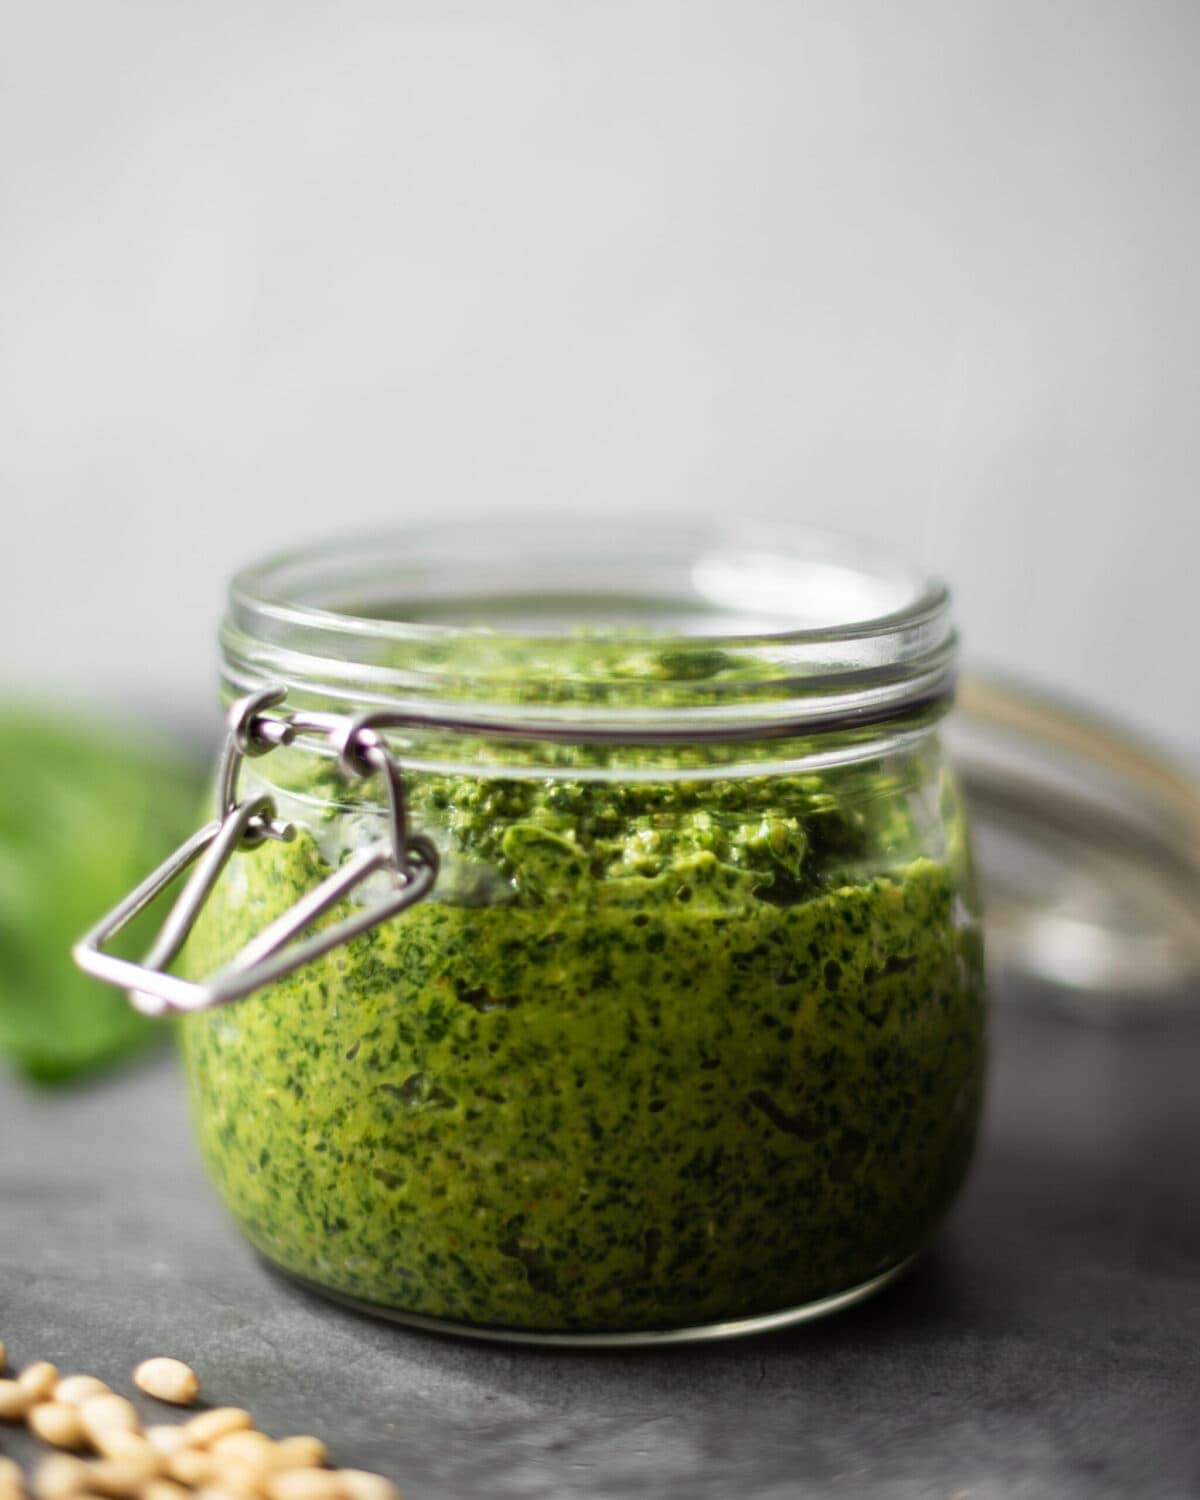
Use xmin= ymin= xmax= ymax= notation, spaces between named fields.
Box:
xmin=1 ymin=1000 xmax=1198 ymax=1499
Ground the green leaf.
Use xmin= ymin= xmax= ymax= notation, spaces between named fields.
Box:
xmin=0 ymin=705 xmax=205 ymax=1083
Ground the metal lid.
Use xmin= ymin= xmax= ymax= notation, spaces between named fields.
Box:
xmin=947 ymin=677 xmax=1200 ymax=1014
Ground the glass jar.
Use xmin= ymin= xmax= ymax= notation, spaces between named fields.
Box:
xmin=150 ymin=522 xmax=987 ymax=1343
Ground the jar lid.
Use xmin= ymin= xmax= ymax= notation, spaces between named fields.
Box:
xmin=947 ymin=678 xmax=1200 ymax=1014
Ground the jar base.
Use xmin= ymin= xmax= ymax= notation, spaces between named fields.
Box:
xmin=267 ymin=1253 xmax=920 ymax=1347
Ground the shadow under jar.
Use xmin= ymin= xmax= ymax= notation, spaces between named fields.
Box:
xmin=179 ymin=521 xmax=986 ymax=1344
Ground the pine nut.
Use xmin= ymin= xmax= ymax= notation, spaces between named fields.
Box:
xmin=338 ymin=1474 xmax=399 ymax=1500
xmin=215 ymin=1457 xmax=267 ymax=1493
xmin=83 ymin=1455 xmax=161 ymax=1498
xmin=29 ymin=1403 xmax=87 ymax=1450
xmin=193 ymin=1489 xmax=255 ymax=1500
xmin=163 ymin=1452 xmax=214 ymax=1489
xmin=0 ymin=1380 xmax=33 ymax=1421
xmin=184 ymin=1411 xmax=253 ymax=1448
xmin=79 ymin=1397 xmax=140 ymax=1445
xmin=213 ymin=1467 xmax=265 ymax=1500
xmin=213 ymin=1428 xmax=276 ymax=1464
xmin=269 ymin=1440 xmax=326 ymax=1474
xmin=142 ymin=1432 xmax=189 ymax=1461
xmin=91 ymin=1437 xmax=156 ymax=1466
xmin=137 ymin=1484 xmax=191 ymax=1500
xmin=54 ymin=1380 xmax=110 ymax=1408
xmin=19 ymin=1367 xmax=60 ymax=1403
xmin=264 ymin=1472 xmax=346 ymax=1500
xmin=210 ymin=1432 xmax=274 ymax=1467
xmin=32 ymin=1457 xmax=90 ymax=1500
xmin=0 ymin=1456 xmax=23 ymax=1490
xmin=131 ymin=1363 xmax=198 ymax=1410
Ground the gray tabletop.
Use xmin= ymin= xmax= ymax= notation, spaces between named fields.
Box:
xmin=2 ymin=998 xmax=1198 ymax=1500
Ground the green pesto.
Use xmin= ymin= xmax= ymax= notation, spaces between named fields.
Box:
xmin=181 ymin=759 xmax=985 ymax=1333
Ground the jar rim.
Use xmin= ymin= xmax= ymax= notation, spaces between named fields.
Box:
xmin=219 ymin=520 xmax=958 ymax=744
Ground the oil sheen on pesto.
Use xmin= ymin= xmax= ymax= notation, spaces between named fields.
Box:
xmin=182 ymin=726 xmax=985 ymax=1334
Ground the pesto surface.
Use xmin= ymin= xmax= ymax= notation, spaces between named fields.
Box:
xmin=181 ymin=755 xmax=985 ymax=1333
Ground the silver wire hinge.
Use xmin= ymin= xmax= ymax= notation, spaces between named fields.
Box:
xmin=73 ymin=687 xmax=438 ymax=1017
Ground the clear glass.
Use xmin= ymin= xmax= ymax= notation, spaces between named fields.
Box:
xmin=180 ymin=521 xmax=985 ymax=1344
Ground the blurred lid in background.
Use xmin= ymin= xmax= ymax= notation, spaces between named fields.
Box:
xmin=948 ymin=677 xmax=1200 ymax=1019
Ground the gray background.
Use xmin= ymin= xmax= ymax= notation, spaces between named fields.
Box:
xmin=2 ymin=0 xmax=1197 ymax=754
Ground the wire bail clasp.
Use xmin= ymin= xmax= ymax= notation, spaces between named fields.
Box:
xmin=72 ymin=688 xmax=439 ymax=1017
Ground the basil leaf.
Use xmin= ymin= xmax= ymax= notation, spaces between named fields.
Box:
xmin=0 ymin=706 xmax=204 ymax=1083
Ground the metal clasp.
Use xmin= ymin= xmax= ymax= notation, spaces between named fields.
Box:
xmin=72 ymin=688 xmax=439 ymax=1017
